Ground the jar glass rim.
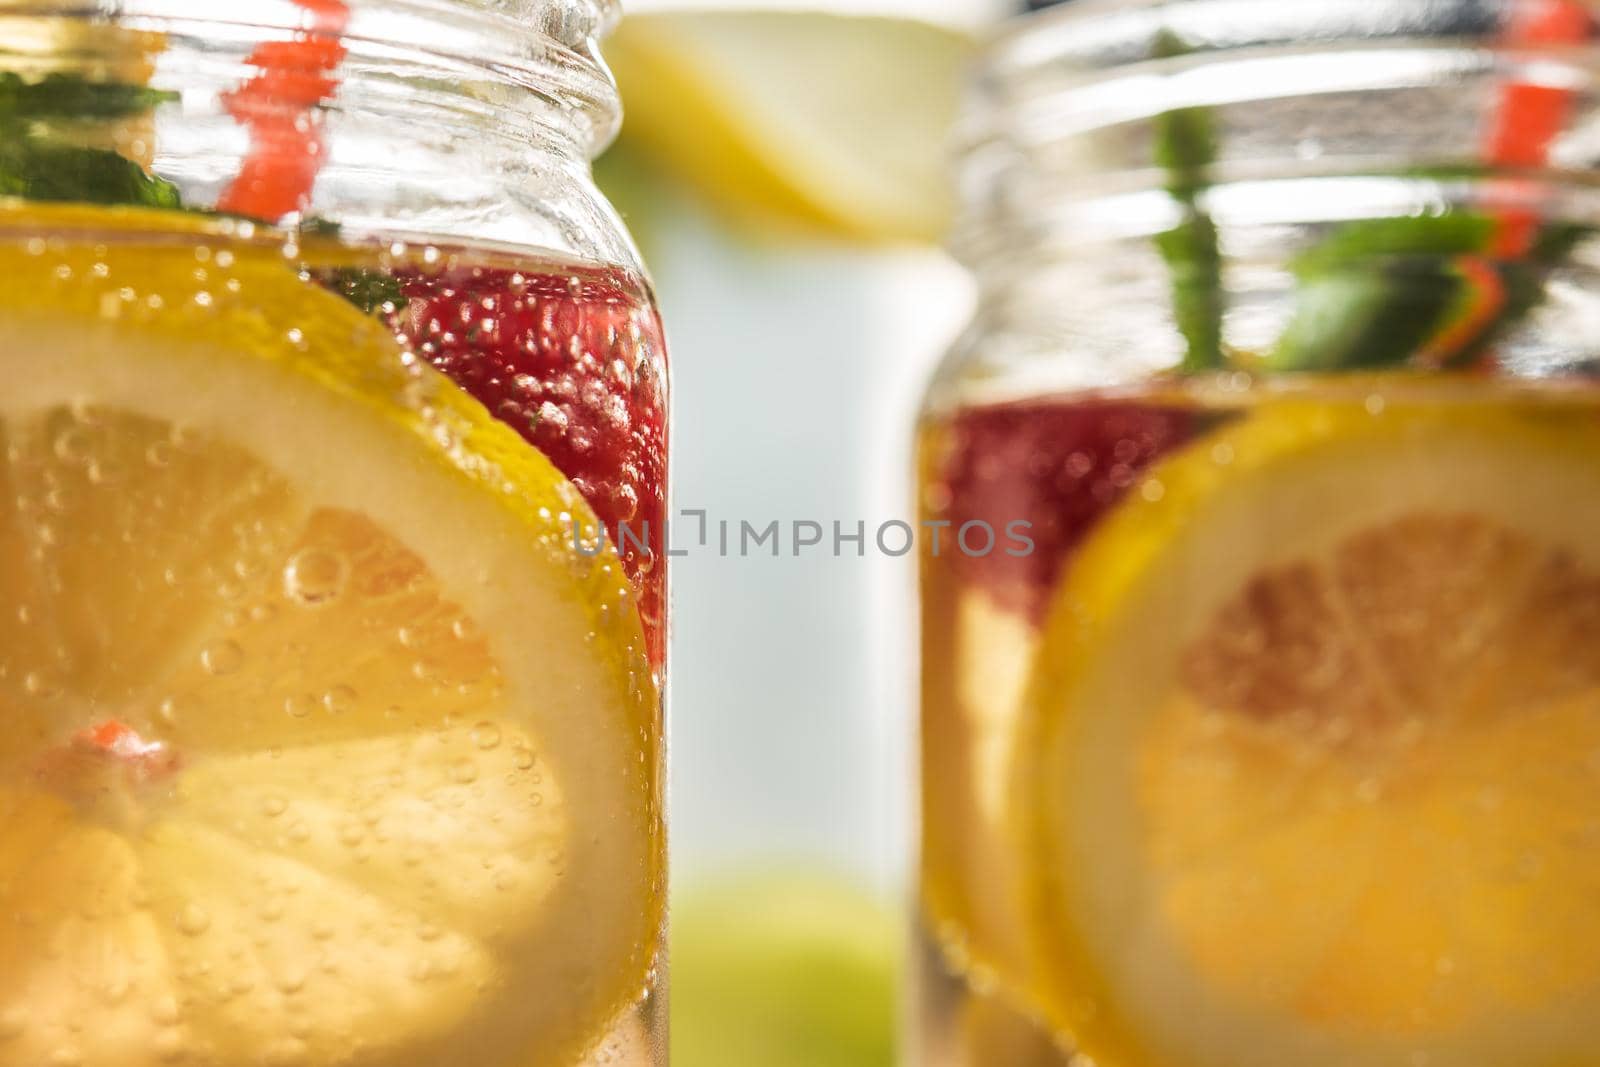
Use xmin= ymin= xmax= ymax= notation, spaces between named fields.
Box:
xmin=952 ymin=0 xmax=1597 ymax=266
xmin=962 ymin=0 xmax=1526 ymax=153
xmin=980 ymin=0 xmax=1507 ymax=76
xmin=11 ymin=0 xmax=624 ymax=154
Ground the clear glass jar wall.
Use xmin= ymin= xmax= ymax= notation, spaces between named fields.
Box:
xmin=0 ymin=3 xmax=666 ymax=1066
xmin=917 ymin=2 xmax=1600 ymax=1066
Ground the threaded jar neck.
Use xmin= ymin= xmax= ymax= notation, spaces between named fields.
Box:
xmin=0 ymin=0 xmax=633 ymax=254
xmin=943 ymin=0 xmax=1600 ymax=399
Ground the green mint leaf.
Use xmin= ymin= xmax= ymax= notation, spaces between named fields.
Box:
xmin=0 ymin=74 xmax=412 ymax=329
xmin=0 ymin=72 xmax=177 ymax=120
xmin=1271 ymin=214 xmax=1490 ymax=371
xmin=299 ymin=217 xmax=344 ymax=239
xmin=319 ymin=267 xmax=411 ymax=317
xmin=1155 ymin=207 xmax=1223 ymax=373
xmin=0 ymin=137 xmax=182 ymax=209
xmin=0 ymin=72 xmax=181 ymax=210
xmin=1289 ymin=214 xmax=1496 ymax=275
xmin=1268 ymin=212 xmax=1586 ymax=372
xmin=1151 ymin=31 xmax=1224 ymax=372
xmin=1272 ymin=262 xmax=1466 ymax=372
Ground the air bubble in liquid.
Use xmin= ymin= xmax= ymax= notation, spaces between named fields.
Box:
xmin=322 ymin=685 xmax=357 ymax=714
xmin=201 ymin=640 xmax=244 ymax=675
xmin=176 ymin=903 xmax=211 ymax=936
xmin=283 ymin=548 xmax=348 ymax=606
xmin=52 ymin=426 xmax=91 ymax=464
xmin=22 ymin=671 xmax=56 ymax=698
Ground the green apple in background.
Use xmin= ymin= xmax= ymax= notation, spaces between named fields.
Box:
xmin=672 ymin=877 xmax=899 ymax=1067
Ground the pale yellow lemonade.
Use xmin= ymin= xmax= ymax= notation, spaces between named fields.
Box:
xmin=0 ymin=204 xmax=667 ymax=1067
xmin=920 ymin=378 xmax=1600 ymax=1067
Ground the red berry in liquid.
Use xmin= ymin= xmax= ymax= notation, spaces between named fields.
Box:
xmin=927 ymin=400 xmax=1203 ymax=620
xmin=373 ymin=264 xmax=668 ymax=667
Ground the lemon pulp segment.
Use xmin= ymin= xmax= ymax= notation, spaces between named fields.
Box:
xmin=1024 ymin=399 xmax=1600 ymax=1067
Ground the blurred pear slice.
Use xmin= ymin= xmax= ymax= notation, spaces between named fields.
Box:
xmin=606 ymin=11 xmax=970 ymax=242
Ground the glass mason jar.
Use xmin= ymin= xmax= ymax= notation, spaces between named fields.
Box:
xmin=916 ymin=2 xmax=1600 ymax=1066
xmin=0 ymin=3 xmax=666 ymax=1067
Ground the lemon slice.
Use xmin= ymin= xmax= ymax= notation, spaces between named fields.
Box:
xmin=606 ymin=11 xmax=968 ymax=242
xmin=1021 ymin=397 xmax=1600 ymax=1067
xmin=0 ymin=209 xmax=662 ymax=1067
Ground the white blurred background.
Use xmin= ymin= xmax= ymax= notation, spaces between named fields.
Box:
xmin=595 ymin=2 xmax=1001 ymax=1061
xmin=651 ymin=191 xmax=968 ymax=893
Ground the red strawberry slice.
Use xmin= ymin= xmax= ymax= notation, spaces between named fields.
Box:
xmin=928 ymin=400 xmax=1202 ymax=621
xmin=36 ymin=720 xmax=181 ymax=820
xmin=381 ymin=264 xmax=669 ymax=667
